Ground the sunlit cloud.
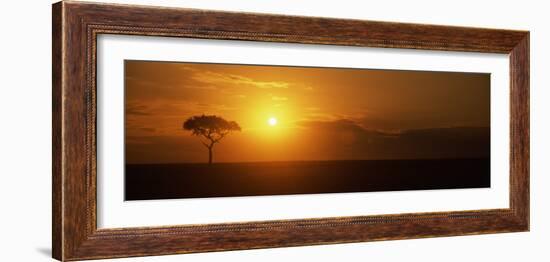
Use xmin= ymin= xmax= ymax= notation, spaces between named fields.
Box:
xmin=271 ymin=96 xmax=288 ymax=101
xmin=191 ymin=70 xmax=290 ymax=89
xmin=299 ymin=112 xmax=342 ymax=122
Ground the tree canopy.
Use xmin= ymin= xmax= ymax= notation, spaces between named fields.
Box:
xmin=183 ymin=115 xmax=241 ymax=164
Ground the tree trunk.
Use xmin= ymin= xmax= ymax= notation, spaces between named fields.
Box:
xmin=208 ymin=146 xmax=213 ymax=164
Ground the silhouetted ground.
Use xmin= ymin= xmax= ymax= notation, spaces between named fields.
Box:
xmin=125 ymin=158 xmax=490 ymax=200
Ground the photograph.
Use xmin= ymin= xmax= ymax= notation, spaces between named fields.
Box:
xmin=124 ymin=61 xmax=491 ymax=200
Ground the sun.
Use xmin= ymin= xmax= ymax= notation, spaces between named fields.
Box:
xmin=268 ymin=117 xmax=278 ymax=126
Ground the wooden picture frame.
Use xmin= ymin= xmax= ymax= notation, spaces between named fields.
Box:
xmin=52 ymin=1 xmax=529 ymax=261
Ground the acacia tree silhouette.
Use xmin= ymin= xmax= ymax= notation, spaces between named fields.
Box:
xmin=183 ymin=115 xmax=241 ymax=164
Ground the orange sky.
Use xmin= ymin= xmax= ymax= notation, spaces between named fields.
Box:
xmin=125 ymin=60 xmax=490 ymax=164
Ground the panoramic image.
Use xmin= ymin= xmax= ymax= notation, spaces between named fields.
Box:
xmin=124 ymin=60 xmax=491 ymax=200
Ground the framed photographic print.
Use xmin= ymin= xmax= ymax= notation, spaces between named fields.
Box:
xmin=52 ymin=1 xmax=529 ymax=261
xmin=124 ymin=60 xmax=492 ymax=201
